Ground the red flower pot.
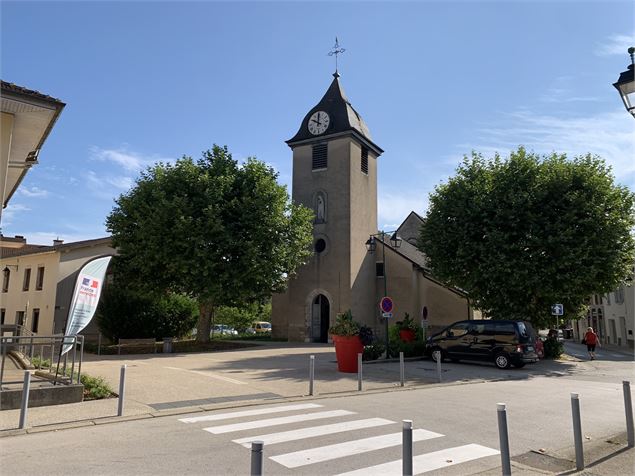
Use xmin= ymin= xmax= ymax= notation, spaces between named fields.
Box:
xmin=332 ymin=335 xmax=364 ymax=373
xmin=399 ymin=329 xmax=416 ymax=342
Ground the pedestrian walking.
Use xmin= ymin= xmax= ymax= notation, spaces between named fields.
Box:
xmin=582 ymin=327 xmax=600 ymax=360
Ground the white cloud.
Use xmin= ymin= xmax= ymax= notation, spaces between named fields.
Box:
xmin=378 ymin=192 xmax=428 ymax=230
xmin=595 ymin=34 xmax=634 ymax=56
xmin=0 ymin=203 xmax=30 ymax=226
xmin=18 ymin=186 xmax=49 ymax=198
xmin=83 ymin=170 xmax=129 ymax=201
xmin=467 ymin=109 xmax=635 ymax=188
xmin=18 ymin=230 xmax=108 ymax=246
xmin=105 ymin=176 xmax=134 ymax=190
xmin=89 ymin=145 xmax=173 ymax=172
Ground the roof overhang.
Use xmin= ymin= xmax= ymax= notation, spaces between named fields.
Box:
xmin=286 ymin=129 xmax=384 ymax=157
xmin=1 ymin=81 xmax=65 ymax=208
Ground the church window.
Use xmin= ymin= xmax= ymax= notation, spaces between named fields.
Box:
xmin=376 ymin=262 xmax=385 ymax=278
xmin=361 ymin=147 xmax=368 ymax=174
xmin=315 ymin=239 xmax=326 ymax=253
xmin=312 ymin=144 xmax=328 ymax=170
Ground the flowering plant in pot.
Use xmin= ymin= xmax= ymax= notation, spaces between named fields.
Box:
xmin=397 ymin=313 xmax=417 ymax=342
xmin=329 ymin=310 xmax=368 ymax=372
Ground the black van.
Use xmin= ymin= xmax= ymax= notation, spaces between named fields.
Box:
xmin=427 ymin=320 xmax=539 ymax=369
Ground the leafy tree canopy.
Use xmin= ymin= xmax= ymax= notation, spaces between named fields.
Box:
xmin=106 ymin=145 xmax=314 ymax=341
xmin=418 ymin=146 xmax=635 ymax=328
xmin=97 ymin=283 xmax=198 ymax=342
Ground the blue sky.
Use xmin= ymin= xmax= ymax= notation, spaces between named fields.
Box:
xmin=2 ymin=0 xmax=634 ymax=244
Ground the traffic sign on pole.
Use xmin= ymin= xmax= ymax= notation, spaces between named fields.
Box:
xmin=380 ymin=296 xmax=394 ymax=314
xmin=551 ymin=304 xmax=563 ymax=316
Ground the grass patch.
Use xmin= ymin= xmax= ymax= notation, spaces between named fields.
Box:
xmin=86 ymin=338 xmax=270 ymax=354
xmin=231 ymin=334 xmax=288 ymax=342
xmin=29 ymin=356 xmax=115 ymax=400
xmin=80 ymin=374 xmax=115 ymax=400
xmin=30 ymin=356 xmax=52 ymax=369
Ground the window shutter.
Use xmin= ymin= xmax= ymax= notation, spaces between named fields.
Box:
xmin=312 ymin=144 xmax=328 ymax=170
xmin=361 ymin=147 xmax=369 ymax=174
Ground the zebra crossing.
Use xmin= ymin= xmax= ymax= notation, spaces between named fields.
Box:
xmin=178 ymin=402 xmax=500 ymax=474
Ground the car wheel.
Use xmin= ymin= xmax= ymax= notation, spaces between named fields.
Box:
xmin=431 ymin=348 xmax=444 ymax=363
xmin=495 ymin=353 xmax=511 ymax=369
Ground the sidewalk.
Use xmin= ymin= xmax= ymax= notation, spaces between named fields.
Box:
xmin=475 ymin=432 xmax=635 ymax=475
xmin=1 ymin=341 xmax=633 ymax=474
xmin=2 ymin=341 xmax=599 ymax=433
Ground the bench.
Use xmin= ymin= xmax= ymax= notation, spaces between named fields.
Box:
xmin=117 ymin=338 xmax=157 ymax=355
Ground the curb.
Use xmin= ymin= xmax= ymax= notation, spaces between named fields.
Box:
xmin=0 ymin=379 xmax=483 ymax=436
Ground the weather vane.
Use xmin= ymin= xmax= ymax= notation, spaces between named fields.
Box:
xmin=328 ymin=37 xmax=346 ymax=74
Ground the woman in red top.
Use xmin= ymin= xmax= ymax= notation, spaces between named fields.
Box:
xmin=584 ymin=327 xmax=600 ymax=360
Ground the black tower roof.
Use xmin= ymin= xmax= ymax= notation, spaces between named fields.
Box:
xmin=287 ymin=73 xmax=383 ymax=155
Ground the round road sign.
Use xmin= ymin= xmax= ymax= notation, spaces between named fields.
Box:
xmin=380 ymin=296 xmax=393 ymax=313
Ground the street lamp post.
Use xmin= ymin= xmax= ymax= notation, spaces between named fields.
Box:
xmin=366 ymin=231 xmax=402 ymax=358
xmin=613 ymin=47 xmax=635 ymax=119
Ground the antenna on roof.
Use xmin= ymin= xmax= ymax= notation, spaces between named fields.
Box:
xmin=328 ymin=37 xmax=346 ymax=76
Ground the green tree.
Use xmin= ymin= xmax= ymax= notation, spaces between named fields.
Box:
xmin=106 ymin=145 xmax=314 ymax=342
xmin=418 ymin=147 xmax=635 ymax=328
xmin=215 ymin=301 xmax=271 ymax=333
xmin=97 ymin=284 xmax=199 ymax=342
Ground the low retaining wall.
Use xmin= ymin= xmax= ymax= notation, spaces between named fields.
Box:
xmin=0 ymin=383 xmax=84 ymax=410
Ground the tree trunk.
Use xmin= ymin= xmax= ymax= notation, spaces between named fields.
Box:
xmin=196 ymin=301 xmax=213 ymax=343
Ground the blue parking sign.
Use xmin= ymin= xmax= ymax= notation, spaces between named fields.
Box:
xmin=551 ymin=304 xmax=563 ymax=316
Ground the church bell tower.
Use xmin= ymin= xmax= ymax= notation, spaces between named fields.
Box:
xmin=271 ymin=70 xmax=383 ymax=342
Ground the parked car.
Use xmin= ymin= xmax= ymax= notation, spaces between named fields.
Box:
xmin=250 ymin=321 xmax=272 ymax=334
xmin=426 ymin=319 xmax=539 ymax=369
xmin=212 ymin=324 xmax=238 ymax=336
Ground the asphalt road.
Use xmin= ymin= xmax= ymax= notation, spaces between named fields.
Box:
xmin=1 ymin=343 xmax=633 ymax=476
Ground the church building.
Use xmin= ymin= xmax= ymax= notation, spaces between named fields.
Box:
xmin=271 ymin=71 xmax=473 ymax=342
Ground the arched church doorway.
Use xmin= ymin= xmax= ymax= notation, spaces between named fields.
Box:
xmin=311 ymin=294 xmax=330 ymax=343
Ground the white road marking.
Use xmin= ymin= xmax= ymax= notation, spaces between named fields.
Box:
xmin=270 ymin=429 xmax=444 ymax=468
xmin=164 ymin=366 xmax=247 ymax=385
xmin=233 ymin=418 xmax=395 ymax=447
xmin=179 ymin=403 xmax=322 ymax=423
xmin=336 ymin=443 xmax=500 ymax=475
xmin=203 ymin=410 xmax=355 ymax=434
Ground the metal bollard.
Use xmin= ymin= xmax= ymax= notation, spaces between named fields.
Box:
xmin=624 ymin=381 xmax=634 ymax=448
xmin=402 ymin=420 xmax=413 ymax=476
xmin=497 ymin=403 xmax=511 ymax=476
xmin=400 ymin=352 xmax=405 ymax=387
xmin=358 ymin=353 xmax=363 ymax=391
xmin=18 ymin=371 xmax=31 ymax=429
xmin=309 ymin=355 xmax=315 ymax=396
xmin=434 ymin=351 xmax=442 ymax=383
xmin=117 ymin=364 xmax=127 ymax=417
xmin=251 ymin=440 xmax=264 ymax=476
xmin=571 ymin=393 xmax=584 ymax=470
xmin=98 ymin=333 xmax=102 ymax=356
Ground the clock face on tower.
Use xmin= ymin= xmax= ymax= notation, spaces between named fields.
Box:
xmin=307 ymin=111 xmax=330 ymax=135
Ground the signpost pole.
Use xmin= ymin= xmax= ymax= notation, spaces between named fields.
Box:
xmin=382 ymin=232 xmax=389 ymax=359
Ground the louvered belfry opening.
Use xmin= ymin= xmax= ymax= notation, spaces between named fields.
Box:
xmin=312 ymin=143 xmax=328 ymax=170
xmin=361 ymin=147 xmax=369 ymax=174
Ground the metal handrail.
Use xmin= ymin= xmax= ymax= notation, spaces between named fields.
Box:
xmin=0 ymin=333 xmax=84 ymax=388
